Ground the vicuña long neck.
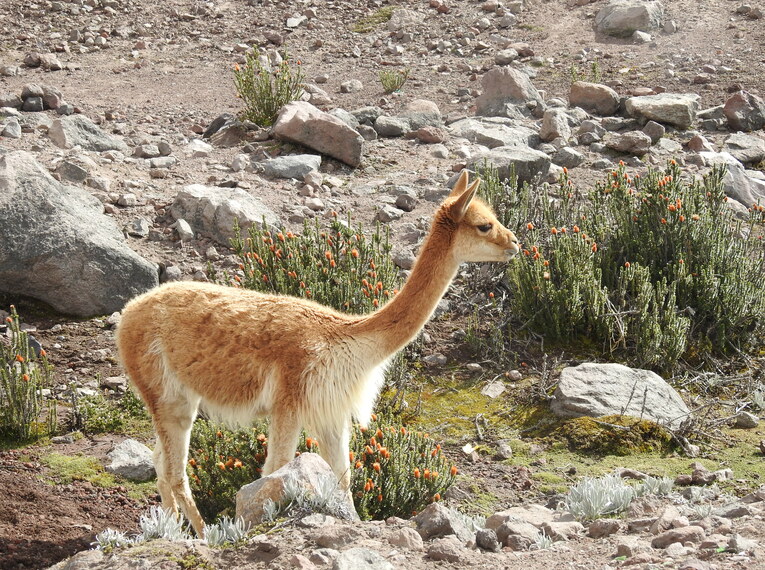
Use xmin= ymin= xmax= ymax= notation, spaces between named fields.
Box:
xmin=354 ymin=222 xmax=461 ymax=359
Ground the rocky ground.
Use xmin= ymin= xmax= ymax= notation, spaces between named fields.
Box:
xmin=1 ymin=0 xmax=765 ymax=568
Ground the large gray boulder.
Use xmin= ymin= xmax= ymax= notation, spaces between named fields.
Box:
xmin=449 ymin=117 xmax=539 ymax=149
xmin=551 ymin=363 xmax=690 ymax=429
xmin=475 ymin=67 xmax=543 ymax=118
xmin=469 ymin=145 xmax=550 ymax=184
xmin=722 ymin=133 xmax=765 ymax=165
xmin=273 ymin=101 xmax=364 ymax=167
xmin=47 ymin=114 xmax=128 ymax=152
xmin=0 ymin=150 xmax=158 ymax=316
xmin=595 ymin=0 xmax=665 ymax=37
xmin=625 ymin=93 xmax=700 ymax=128
xmin=698 ymin=151 xmax=765 ymax=208
xmin=170 ymin=184 xmax=280 ymax=246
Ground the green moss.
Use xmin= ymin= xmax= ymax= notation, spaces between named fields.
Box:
xmin=555 ymin=415 xmax=673 ymax=455
xmin=460 ymin=481 xmax=500 ymax=517
xmin=39 ymin=452 xmax=156 ymax=501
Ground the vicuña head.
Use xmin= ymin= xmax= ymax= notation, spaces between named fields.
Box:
xmin=116 ymin=170 xmax=519 ymax=537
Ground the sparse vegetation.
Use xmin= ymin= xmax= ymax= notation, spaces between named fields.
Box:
xmin=352 ymin=6 xmax=394 ymax=33
xmin=233 ymin=47 xmax=305 ymax=127
xmin=379 ymin=67 xmax=410 ymax=93
xmin=0 ymin=306 xmax=56 ymax=442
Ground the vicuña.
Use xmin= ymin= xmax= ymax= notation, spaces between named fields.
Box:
xmin=116 ymin=170 xmax=519 ymax=536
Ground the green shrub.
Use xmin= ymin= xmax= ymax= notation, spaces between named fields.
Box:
xmin=229 ymin=214 xmax=399 ymax=314
xmin=0 ymin=306 xmax=56 ymax=442
xmin=233 ymin=47 xmax=304 ymax=127
xmin=187 ymin=415 xmax=457 ymax=522
xmin=352 ymin=6 xmax=394 ymax=33
xmin=479 ymin=162 xmax=765 ymax=371
xmin=379 ymin=68 xmax=410 ymax=94
xmin=70 ymin=388 xmax=150 ymax=436
xmin=351 ymin=414 xmax=457 ymax=519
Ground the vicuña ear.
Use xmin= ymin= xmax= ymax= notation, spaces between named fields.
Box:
xmin=449 ymin=178 xmax=480 ymax=222
xmin=448 ymin=170 xmax=470 ymax=198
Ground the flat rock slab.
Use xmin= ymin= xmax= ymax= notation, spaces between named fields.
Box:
xmin=551 ymin=362 xmax=690 ymax=429
xmin=273 ymin=101 xmax=364 ymax=167
xmin=450 ymin=117 xmax=539 ymax=149
xmin=625 ymin=93 xmax=700 ymax=128
xmin=170 ymin=184 xmax=280 ymax=246
xmin=469 ymin=145 xmax=551 ymax=184
xmin=595 ymin=0 xmax=665 ymax=37
xmin=48 ymin=114 xmax=128 ymax=152
xmin=0 ymin=150 xmax=157 ymax=316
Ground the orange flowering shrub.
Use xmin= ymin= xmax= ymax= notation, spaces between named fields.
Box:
xmin=0 ymin=306 xmax=56 ymax=441
xmin=479 ymin=161 xmax=765 ymax=371
xmin=350 ymin=415 xmax=457 ymax=520
xmin=229 ymin=214 xmax=399 ymax=315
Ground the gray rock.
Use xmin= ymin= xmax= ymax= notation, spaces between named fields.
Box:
xmin=374 ymin=116 xmax=412 ymax=137
xmin=625 ymin=93 xmax=700 ymax=128
xmin=313 ymin=525 xmax=363 ymax=549
xmin=604 ymin=130 xmax=653 ymax=156
xmin=105 ymin=439 xmax=155 ymax=482
xmin=495 ymin=48 xmax=519 ymax=65
xmin=651 ymin=525 xmax=706 ymax=548
xmin=569 ymin=81 xmax=620 ymax=116
xmin=588 ymin=518 xmax=622 ymax=538
xmin=388 ymin=8 xmax=425 ymax=31
xmin=48 ymin=115 xmax=128 ymax=152
xmin=633 ymin=30 xmax=652 ymax=43
xmin=329 ymin=108 xmax=360 ymax=130
xmin=475 ymin=66 xmax=543 ymax=118
xmin=728 ymin=533 xmax=759 ymax=553
xmin=274 ymin=101 xmax=364 ymax=167
xmin=541 ymin=520 xmax=584 ymax=540
xmin=22 ymin=97 xmax=44 ymax=112
xmin=0 ymin=92 xmax=23 ymax=108
xmin=551 ymin=362 xmax=690 ymax=429
xmin=475 ymin=528 xmax=501 ymax=552
xmin=722 ymin=132 xmax=765 ymax=165
xmin=388 ymin=527 xmax=424 ymax=550
xmin=263 ymin=154 xmax=322 ymax=179
xmin=449 ymin=117 xmax=538 ymax=149
xmin=332 ymin=547 xmax=392 ymax=570
xmin=375 ymin=205 xmax=404 ymax=223
xmin=399 ymin=99 xmax=443 ymax=130
xmin=734 ymin=411 xmax=759 ymax=428
xmin=494 ymin=520 xmax=540 ymax=548
xmin=236 ymin=453 xmax=357 ymax=525
xmin=56 ymin=160 xmax=89 ymax=183
xmin=540 ymin=108 xmax=572 ymax=142
xmin=427 ymin=536 xmax=465 ymax=562
xmin=413 ymin=503 xmax=474 ymax=542
xmin=469 ymin=145 xmax=551 ymax=184
xmin=2 ymin=118 xmax=22 ymax=139
xmin=552 ymin=146 xmax=585 ymax=168
xmin=127 ymin=218 xmax=151 ymax=238
xmin=351 ymin=106 xmax=384 ymax=126
xmin=171 ymin=219 xmax=194 ymax=242
xmin=340 ymin=79 xmax=363 ymax=94
xmin=642 ymin=120 xmax=666 ymax=143
xmin=595 ymin=0 xmax=665 ymax=37
xmin=0 ymin=151 xmax=158 ymax=316
xmin=170 ymin=184 xmax=279 ymax=246
xmin=723 ymin=90 xmax=765 ymax=132
xmin=698 ymin=152 xmax=765 ymax=207
xmin=148 ymin=156 xmax=177 ymax=169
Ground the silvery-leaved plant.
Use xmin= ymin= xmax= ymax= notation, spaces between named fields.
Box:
xmin=565 ymin=473 xmax=636 ymax=520
xmin=204 ymin=516 xmax=251 ymax=546
xmin=138 ymin=506 xmax=191 ymax=542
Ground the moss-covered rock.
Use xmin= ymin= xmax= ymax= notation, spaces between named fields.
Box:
xmin=555 ymin=414 xmax=673 ymax=455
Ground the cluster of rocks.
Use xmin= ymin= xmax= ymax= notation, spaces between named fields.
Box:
xmin=52 ymin=447 xmax=765 ymax=569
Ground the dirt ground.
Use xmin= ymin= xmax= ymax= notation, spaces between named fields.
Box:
xmin=1 ymin=0 xmax=765 ymax=567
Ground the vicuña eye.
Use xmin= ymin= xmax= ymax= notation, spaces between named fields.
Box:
xmin=476 ymin=223 xmax=493 ymax=233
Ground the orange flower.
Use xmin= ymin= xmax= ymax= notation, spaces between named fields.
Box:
xmin=188 ymin=458 xmax=197 ymax=467
xmin=365 ymin=445 xmax=374 ymax=455
xmin=400 ymin=426 xmax=407 ymax=435
xmin=661 ymin=218 xmax=667 ymax=224
xmin=433 ymin=493 xmax=441 ymax=501
xmin=489 ymin=292 xmax=495 ymax=299
xmin=15 ymin=354 xmax=24 ymax=363
xmin=450 ymin=465 xmax=458 ymax=476
xmin=4 ymin=317 xmax=11 ymax=323
xmin=22 ymin=374 xmax=30 ymax=382
xmin=216 ymin=462 xmax=225 ymax=471
xmin=306 ymin=437 xmax=316 ymax=448
xmin=324 ymin=251 xmax=332 ymax=260
xmin=624 ymin=262 xmax=631 ymax=268
xmin=526 ymin=222 xmax=534 ymax=230
xmin=371 ymin=413 xmax=378 ymax=421
xmin=543 ymin=260 xmax=549 ymax=266
xmin=349 ymin=451 xmax=354 ymax=462
xmin=423 ymin=469 xmax=431 ymax=480
xmin=364 ymin=480 xmax=373 ymax=492
xmin=373 ymin=299 xmax=379 ymax=308
xmin=591 ymin=243 xmax=598 ymax=253
xmin=375 ymin=428 xmax=384 ymax=440
xmin=216 ymin=430 xmax=223 ymax=438
xmin=413 ymin=468 xmax=421 ymax=478
xmin=373 ymin=462 xmax=381 ymax=472
xmin=573 ymin=225 xmax=580 ymax=233
xmin=377 ymin=493 xmax=383 ymax=502
xmin=355 ymin=461 xmax=363 ymax=469
xmin=351 ymin=248 xmax=359 ymax=258
xmin=562 ymin=167 xmax=568 ymax=175
xmin=679 ymin=215 xmax=685 ymax=222
xmin=551 ymin=227 xmax=558 ymax=235
xmin=233 ymin=459 xmax=243 ymax=468
xmin=369 ymin=436 xmax=377 ymax=447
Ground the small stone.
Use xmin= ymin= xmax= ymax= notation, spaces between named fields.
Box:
xmin=172 ymin=219 xmax=194 ymax=242
xmin=427 ymin=536 xmax=465 ymax=562
xmin=495 ymin=440 xmax=513 ymax=459
xmin=388 ymin=527 xmax=424 ymax=550
xmin=475 ymin=528 xmax=500 ymax=552
xmin=481 ymin=380 xmax=506 ymax=398
xmin=735 ymin=411 xmax=759 ymax=428
xmin=588 ymin=518 xmax=622 ymax=538
xmin=340 ymin=79 xmax=363 ymax=93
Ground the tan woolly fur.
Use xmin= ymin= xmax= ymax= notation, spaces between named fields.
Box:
xmin=116 ymin=170 xmax=520 ymax=537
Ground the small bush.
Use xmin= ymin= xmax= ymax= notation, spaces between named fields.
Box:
xmin=351 ymin=414 xmax=457 ymax=520
xmin=233 ymin=47 xmax=304 ymax=127
xmin=70 ymin=388 xmax=150 ymax=436
xmin=379 ymin=68 xmax=410 ymax=93
xmin=565 ymin=473 xmax=635 ymax=520
xmin=229 ymin=214 xmax=399 ymax=314
xmin=187 ymin=415 xmax=458 ymax=522
xmin=555 ymin=415 xmax=673 ymax=455
xmin=0 ymin=306 xmax=56 ymax=442
xmin=479 ymin=162 xmax=765 ymax=371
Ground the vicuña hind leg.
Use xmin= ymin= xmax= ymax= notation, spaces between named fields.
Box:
xmin=315 ymin=422 xmax=352 ymax=494
xmin=262 ymin=409 xmax=302 ymax=476
xmin=153 ymin=396 xmax=205 ymax=537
